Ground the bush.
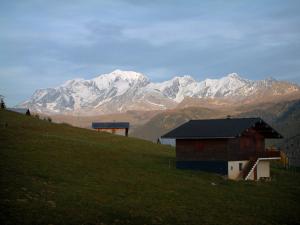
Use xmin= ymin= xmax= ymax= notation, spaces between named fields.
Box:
xmin=0 ymin=97 xmax=6 ymax=109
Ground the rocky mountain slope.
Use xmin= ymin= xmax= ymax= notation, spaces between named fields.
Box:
xmin=19 ymin=70 xmax=300 ymax=115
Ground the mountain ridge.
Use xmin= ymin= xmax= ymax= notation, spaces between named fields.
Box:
xmin=19 ymin=70 xmax=300 ymax=115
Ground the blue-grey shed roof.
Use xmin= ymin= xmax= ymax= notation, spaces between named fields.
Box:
xmin=161 ymin=118 xmax=282 ymax=139
xmin=92 ymin=122 xmax=129 ymax=129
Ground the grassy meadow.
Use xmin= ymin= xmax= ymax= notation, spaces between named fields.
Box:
xmin=0 ymin=109 xmax=300 ymax=225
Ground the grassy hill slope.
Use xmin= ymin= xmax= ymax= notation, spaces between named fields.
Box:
xmin=1 ymin=110 xmax=300 ymax=225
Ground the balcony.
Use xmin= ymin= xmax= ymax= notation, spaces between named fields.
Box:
xmin=259 ymin=149 xmax=281 ymax=158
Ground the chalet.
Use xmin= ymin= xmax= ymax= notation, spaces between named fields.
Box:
xmin=92 ymin=122 xmax=129 ymax=137
xmin=7 ymin=108 xmax=30 ymax=116
xmin=161 ymin=118 xmax=282 ymax=180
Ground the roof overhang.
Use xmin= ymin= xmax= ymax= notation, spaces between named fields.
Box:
xmin=241 ymin=120 xmax=283 ymax=139
xmin=92 ymin=122 xmax=129 ymax=129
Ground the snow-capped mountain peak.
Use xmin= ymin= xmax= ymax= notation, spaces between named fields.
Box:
xmin=92 ymin=70 xmax=149 ymax=91
xmin=94 ymin=69 xmax=149 ymax=82
xmin=148 ymin=75 xmax=197 ymax=102
xmin=226 ymin=72 xmax=242 ymax=79
xmin=19 ymin=70 xmax=300 ymax=115
xmin=172 ymin=75 xmax=195 ymax=82
xmin=110 ymin=69 xmax=147 ymax=79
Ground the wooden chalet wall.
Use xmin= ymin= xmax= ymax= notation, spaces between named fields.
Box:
xmin=176 ymin=128 xmax=266 ymax=162
xmin=176 ymin=139 xmax=228 ymax=161
xmin=229 ymin=128 xmax=265 ymax=160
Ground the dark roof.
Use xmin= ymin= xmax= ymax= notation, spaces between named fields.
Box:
xmin=7 ymin=108 xmax=30 ymax=115
xmin=161 ymin=118 xmax=282 ymax=139
xmin=92 ymin=122 xmax=129 ymax=129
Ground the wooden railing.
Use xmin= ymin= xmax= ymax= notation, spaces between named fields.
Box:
xmin=255 ymin=150 xmax=281 ymax=158
xmin=242 ymin=157 xmax=257 ymax=179
xmin=242 ymin=150 xmax=281 ymax=180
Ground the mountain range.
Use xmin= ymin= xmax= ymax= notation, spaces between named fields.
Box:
xmin=19 ymin=70 xmax=300 ymax=115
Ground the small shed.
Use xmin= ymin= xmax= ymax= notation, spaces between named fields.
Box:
xmin=7 ymin=108 xmax=30 ymax=116
xmin=92 ymin=122 xmax=129 ymax=137
xmin=162 ymin=117 xmax=283 ymax=180
xmin=157 ymin=137 xmax=176 ymax=147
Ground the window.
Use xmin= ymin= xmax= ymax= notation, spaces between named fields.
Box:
xmin=239 ymin=163 xmax=243 ymax=171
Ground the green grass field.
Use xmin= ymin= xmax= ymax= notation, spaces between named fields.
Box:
xmin=1 ymin=110 xmax=300 ymax=225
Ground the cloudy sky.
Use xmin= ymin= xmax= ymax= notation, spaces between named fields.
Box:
xmin=1 ymin=0 xmax=300 ymax=106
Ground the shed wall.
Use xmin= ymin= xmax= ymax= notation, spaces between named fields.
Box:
xmin=228 ymin=160 xmax=249 ymax=180
xmin=257 ymin=160 xmax=270 ymax=179
xmin=96 ymin=128 xmax=128 ymax=136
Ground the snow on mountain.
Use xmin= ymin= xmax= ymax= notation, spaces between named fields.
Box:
xmin=19 ymin=70 xmax=300 ymax=115
xmin=20 ymin=70 xmax=173 ymax=114
xmin=148 ymin=75 xmax=197 ymax=102
xmin=195 ymin=73 xmax=255 ymax=98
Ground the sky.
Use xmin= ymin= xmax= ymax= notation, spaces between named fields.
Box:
xmin=1 ymin=0 xmax=300 ymax=106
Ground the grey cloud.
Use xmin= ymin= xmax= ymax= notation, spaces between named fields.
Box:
xmin=1 ymin=0 xmax=300 ymax=106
